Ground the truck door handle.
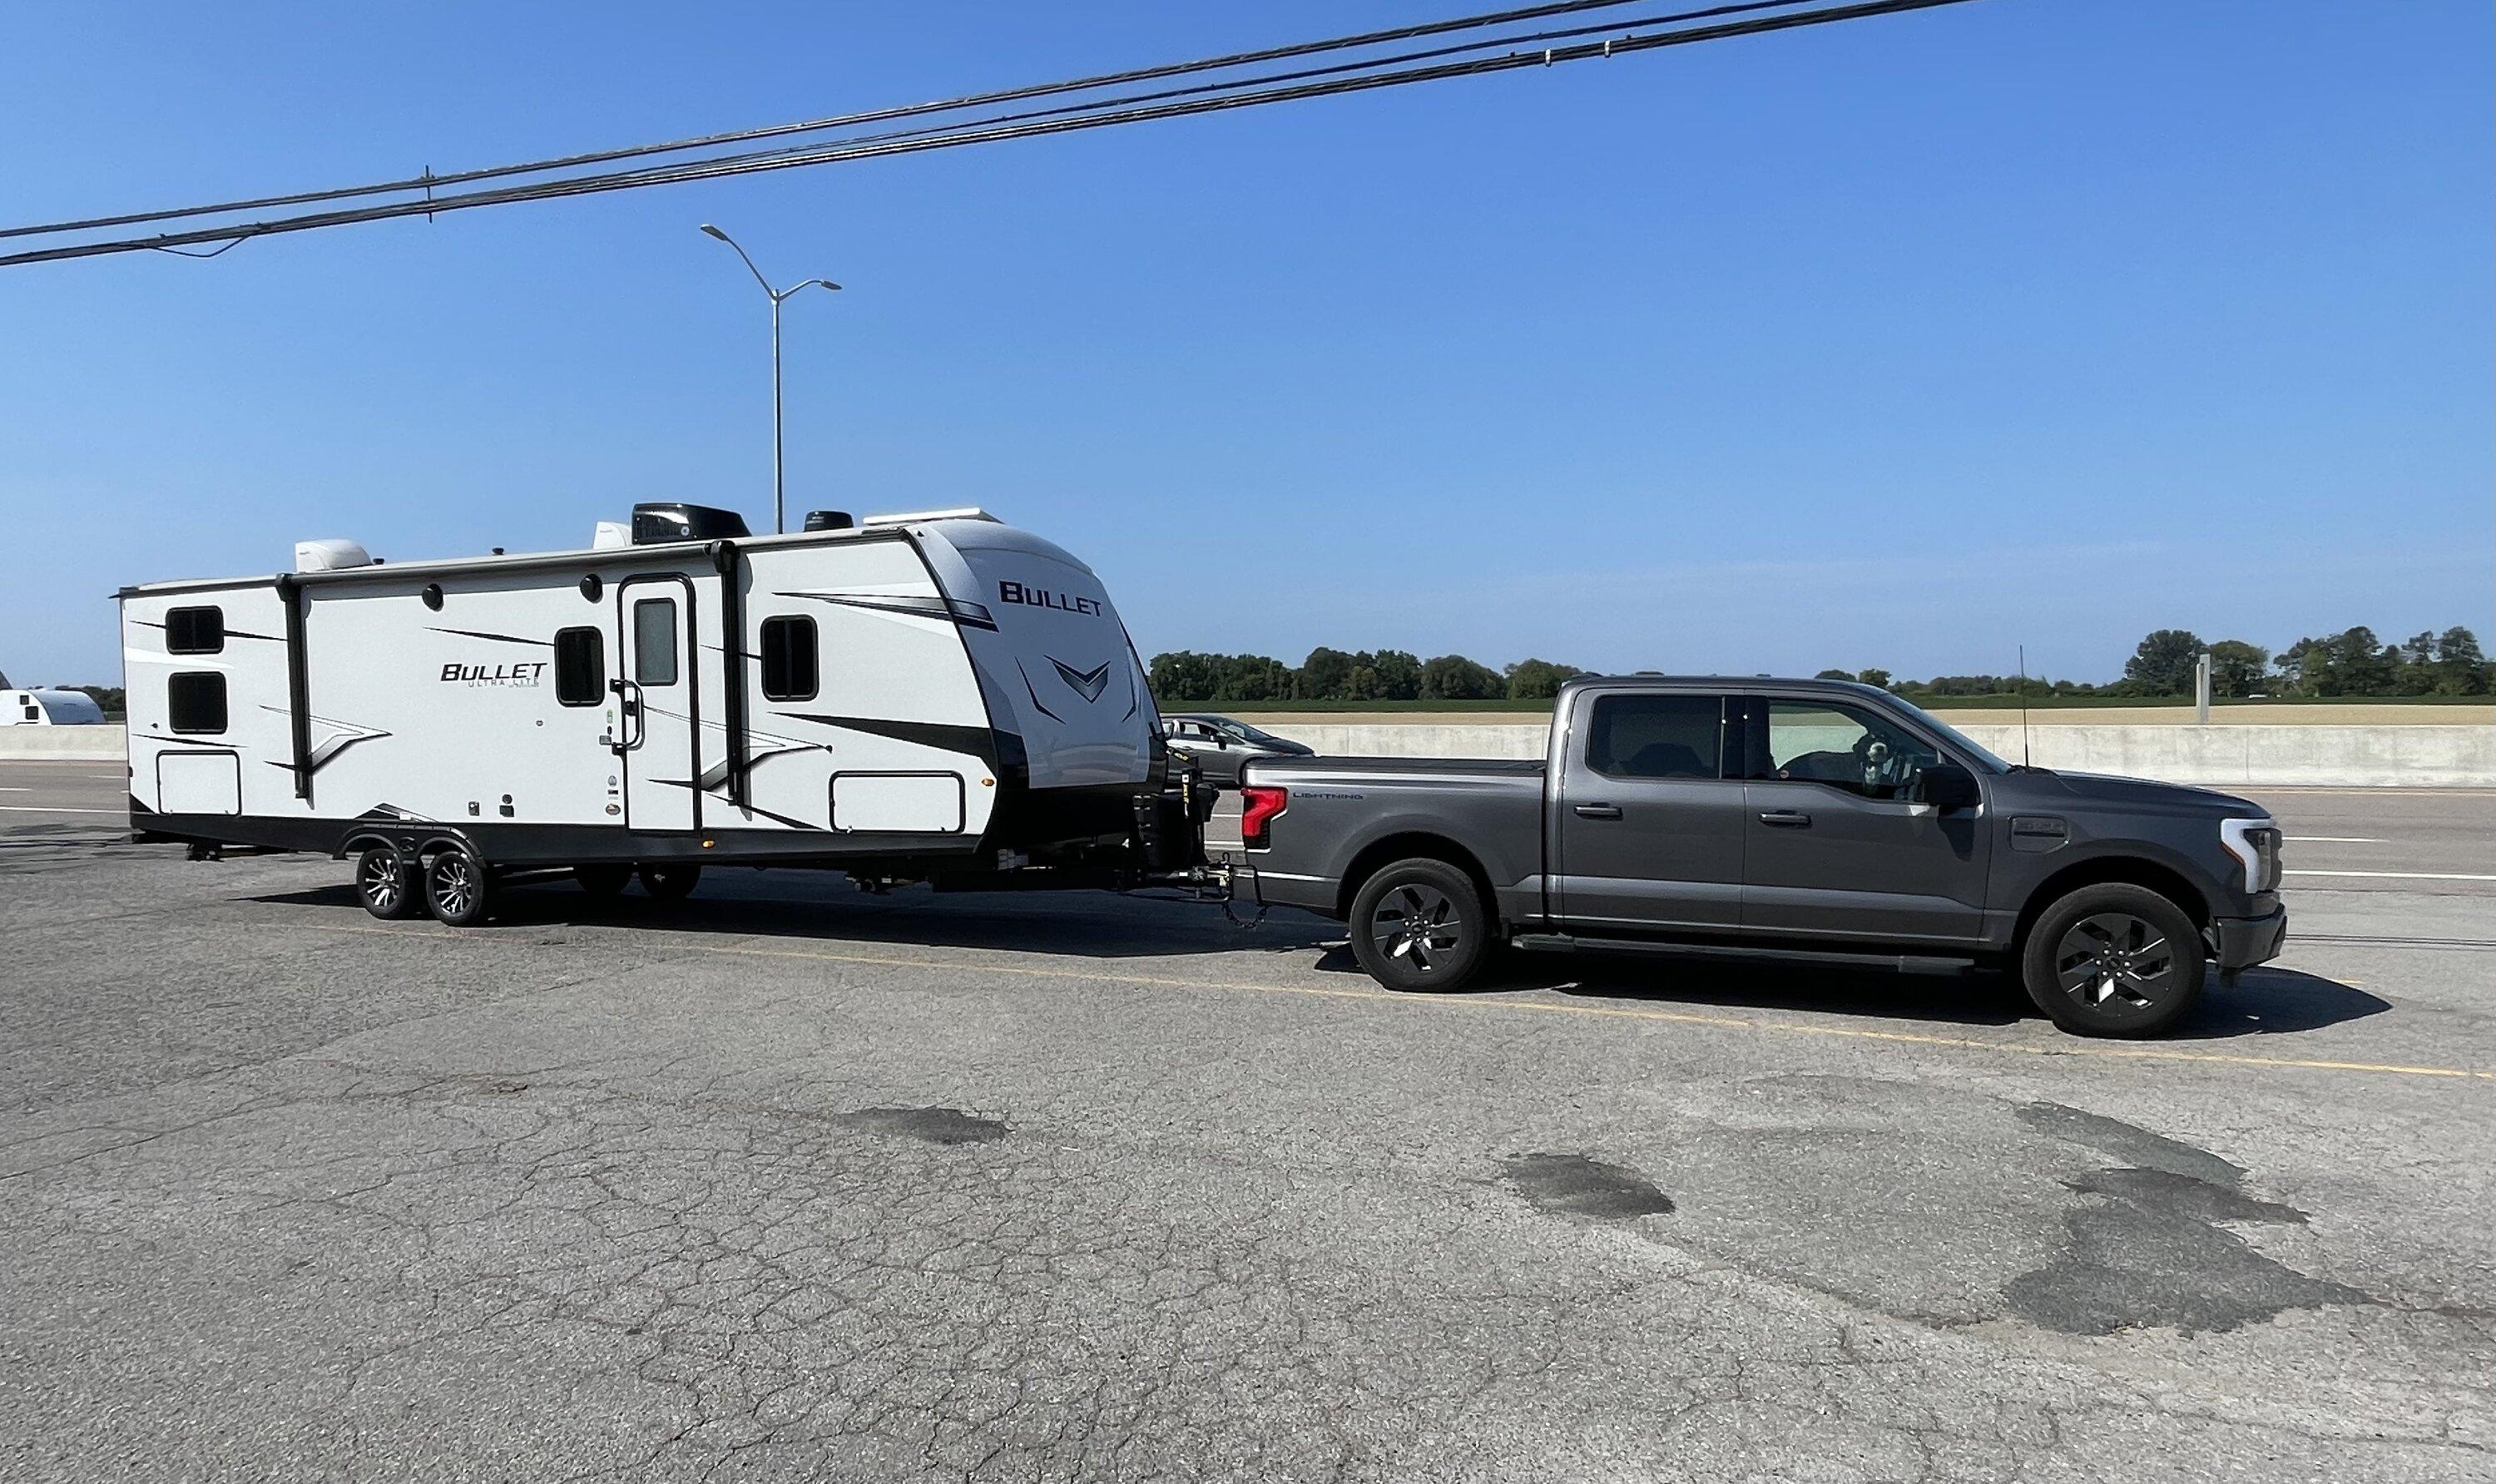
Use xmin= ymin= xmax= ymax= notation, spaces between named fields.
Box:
xmin=1759 ymin=809 xmax=1812 ymax=828
xmin=1572 ymin=803 xmax=1622 ymax=819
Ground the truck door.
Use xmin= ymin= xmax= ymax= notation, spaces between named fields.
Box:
xmin=1739 ymin=698 xmax=1991 ymax=945
xmin=1552 ymin=690 xmax=1746 ymax=932
xmin=614 ymin=575 xmax=701 ymax=832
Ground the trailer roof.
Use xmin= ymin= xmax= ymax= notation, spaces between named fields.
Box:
xmin=117 ymin=507 xmax=1003 ymax=598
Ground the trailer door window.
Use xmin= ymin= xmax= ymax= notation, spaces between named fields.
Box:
xmin=631 ymin=598 xmax=679 ymax=686
xmin=760 ymin=615 xmax=818 ymax=701
xmin=553 ymin=627 xmax=606 ymax=707
xmin=168 ymin=672 xmax=228 ymax=735
xmin=165 ymin=606 xmax=225 ymax=654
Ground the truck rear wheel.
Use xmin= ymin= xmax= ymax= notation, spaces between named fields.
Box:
xmin=1350 ymin=858 xmax=1490 ymax=994
xmin=639 ymin=862 xmax=701 ymax=901
xmin=2020 ymin=883 xmax=2204 ymax=1037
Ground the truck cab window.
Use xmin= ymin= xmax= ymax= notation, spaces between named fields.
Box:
xmin=760 ymin=615 xmax=818 ymax=701
xmin=165 ymin=606 xmax=224 ymax=655
xmin=168 ymin=672 xmax=227 ymax=734
xmin=631 ymin=598 xmax=678 ymax=686
xmin=1587 ymin=694 xmax=1722 ymax=779
xmin=553 ymin=627 xmax=605 ymax=707
xmin=1758 ymin=701 xmax=1942 ymax=800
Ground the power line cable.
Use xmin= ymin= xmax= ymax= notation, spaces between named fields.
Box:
xmin=0 ymin=0 xmax=1708 ymax=243
xmin=0 ymin=0 xmax=1979 ymax=270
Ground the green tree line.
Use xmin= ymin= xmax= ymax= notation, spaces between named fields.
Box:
xmin=1817 ymin=626 xmax=2491 ymax=700
xmin=1154 ymin=625 xmax=2490 ymax=706
xmin=1149 ymin=649 xmax=1584 ymax=703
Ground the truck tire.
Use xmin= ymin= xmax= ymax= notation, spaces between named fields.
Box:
xmin=575 ymin=863 xmax=634 ymax=899
xmin=424 ymin=846 xmax=495 ymax=928
xmin=2021 ymin=883 xmax=2205 ymax=1037
xmin=639 ymin=862 xmax=701 ymax=901
xmin=354 ymin=847 xmax=423 ymax=920
xmin=1350 ymin=858 xmax=1491 ymax=994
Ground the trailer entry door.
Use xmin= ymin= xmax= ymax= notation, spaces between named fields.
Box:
xmin=616 ymin=575 xmax=701 ymax=832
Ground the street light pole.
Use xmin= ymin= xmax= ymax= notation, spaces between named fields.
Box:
xmin=701 ymin=224 xmax=839 ymax=535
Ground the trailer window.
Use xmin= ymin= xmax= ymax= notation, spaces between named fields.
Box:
xmin=553 ymin=627 xmax=606 ymax=707
xmin=1587 ymin=694 xmax=1723 ymax=779
xmin=760 ymin=616 xmax=818 ymax=701
xmin=168 ymin=672 xmax=227 ymax=735
xmin=631 ymin=598 xmax=679 ymax=686
xmin=165 ymin=606 xmax=225 ymax=655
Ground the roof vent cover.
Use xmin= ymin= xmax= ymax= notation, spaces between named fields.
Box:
xmin=631 ymin=502 xmax=750 ymax=545
xmin=295 ymin=538 xmax=373 ymax=572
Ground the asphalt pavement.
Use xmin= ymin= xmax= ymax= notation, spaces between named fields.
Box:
xmin=2 ymin=758 xmax=2490 ymax=1482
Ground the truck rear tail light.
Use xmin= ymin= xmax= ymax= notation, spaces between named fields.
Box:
xmin=1239 ymin=785 xmax=1288 ymax=848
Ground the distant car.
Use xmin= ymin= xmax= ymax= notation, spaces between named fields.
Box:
xmin=1161 ymin=714 xmax=1315 ymax=784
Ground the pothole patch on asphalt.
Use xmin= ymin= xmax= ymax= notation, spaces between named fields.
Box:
xmin=2008 ymin=1101 xmax=2368 ymax=1335
xmin=1501 ymin=1153 xmax=1675 ymax=1220
xmin=839 ymin=1106 xmax=1008 ymax=1145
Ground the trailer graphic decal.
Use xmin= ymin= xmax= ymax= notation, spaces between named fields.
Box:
xmin=254 ymin=705 xmax=392 ymax=774
xmin=426 ymin=627 xmax=554 ymax=648
xmin=1013 ymin=661 xmax=1062 ymax=724
xmin=132 ymin=616 xmax=283 ymax=643
xmin=1049 ymin=656 xmax=1112 ymax=704
xmin=784 ymin=712 xmax=998 ymax=763
xmin=774 ymin=591 xmax=999 ymax=631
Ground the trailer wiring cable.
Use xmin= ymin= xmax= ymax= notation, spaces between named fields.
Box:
xmin=1 ymin=0 xmax=1983 ymax=269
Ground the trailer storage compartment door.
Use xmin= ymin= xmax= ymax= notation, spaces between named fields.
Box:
xmin=830 ymin=772 xmax=964 ymax=834
xmin=158 ymin=750 xmax=242 ymax=814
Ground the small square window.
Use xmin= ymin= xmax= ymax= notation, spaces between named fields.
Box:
xmin=760 ymin=615 xmax=818 ymax=702
xmin=169 ymin=672 xmax=228 ymax=735
xmin=554 ymin=627 xmax=606 ymax=708
xmin=166 ymin=606 xmax=225 ymax=655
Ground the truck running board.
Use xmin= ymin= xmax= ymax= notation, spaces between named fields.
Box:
xmin=1509 ymin=933 xmax=1976 ymax=977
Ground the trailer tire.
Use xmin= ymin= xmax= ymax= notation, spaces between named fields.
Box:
xmin=639 ymin=862 xmax=701 ymax=901
xmin=575 ymin=863 xmax=634 ymax=899
xmin=1349 ymin=858 xmax=1490 ymax=994
xmin=424 ymin=846 xmax=495 ymax=928
xmin=354 ymin=847 xmax=423 ymax=921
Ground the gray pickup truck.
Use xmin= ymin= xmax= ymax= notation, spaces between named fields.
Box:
xmin=1236 ymin=675 xmax=2286 ymax=1036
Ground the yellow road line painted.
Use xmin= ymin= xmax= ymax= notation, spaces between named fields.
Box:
xmin=294 ymin=920 xmax=2492 ymax=1082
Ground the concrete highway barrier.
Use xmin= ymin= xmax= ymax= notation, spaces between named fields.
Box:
xmin=8 ymin=721 xmax=2491 ymax=786
xmin=1264 ymin=722 xmax=2496 ymax=789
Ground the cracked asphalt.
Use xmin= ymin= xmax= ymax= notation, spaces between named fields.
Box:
xmin=2 ymin=762 xmax=2491 ymax=1482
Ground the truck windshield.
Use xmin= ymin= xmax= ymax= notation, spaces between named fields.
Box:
xmin=1886 ymin=695 xmax=2014 ymax=773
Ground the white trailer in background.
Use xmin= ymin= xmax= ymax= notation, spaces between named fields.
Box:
xmin=2 ymin=687 xmax=108 ymax=725
xmin=119 ymin=504 xmax=1212 ymax=923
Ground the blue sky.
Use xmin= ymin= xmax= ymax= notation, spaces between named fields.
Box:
xmin=2 ymin=1 xmax=2489 ymax=687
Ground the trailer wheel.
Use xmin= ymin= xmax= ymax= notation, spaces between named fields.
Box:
xmin=574 ymin=864 xmax=634 ymax=899
xmin=424 ymin=846 xmax=495 ymax=927
xmin=639 ymin=862 xmax=701 ymax=901
xmin=1349 ymin=858 xmax=1490 ymax=994
xmin=354 ymin=847 xmax=423 ymax=920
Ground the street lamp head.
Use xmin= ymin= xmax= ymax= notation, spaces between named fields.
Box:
xmin=815 ymin=279 xmax=843 ymax=293
xmin=699 ymin=223 xmax=730 ymax=242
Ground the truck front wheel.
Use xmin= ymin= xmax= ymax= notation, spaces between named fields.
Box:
xmin=2021 ymin=883 xmax=2205 ymax=1037
xmin=1350 ymin=858 xmax=1491 ymax=994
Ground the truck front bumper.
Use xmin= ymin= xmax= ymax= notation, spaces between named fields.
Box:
xmin=2210 ymin=904 xmax=2288 ymax=976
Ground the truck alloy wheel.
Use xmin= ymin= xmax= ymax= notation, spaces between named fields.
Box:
xmin=639 ymin=862 xmax=702 ymax=901
xmin=424 ymin=847 xmax=494 ymax=928
xmin=2021 ymin=883 xmax=2204 ymax=1037
xmin=1350 ymin=858 xmax=1488 ymax=993
xmin=355 ymin=847 xmax=423 ymax=920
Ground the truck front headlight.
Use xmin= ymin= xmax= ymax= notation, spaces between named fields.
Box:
xmin=2219 ymin=817 xmax=2281 ymax=893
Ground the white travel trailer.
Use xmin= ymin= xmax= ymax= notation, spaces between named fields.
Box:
xmin=2 ymin=686 xmax=108 ymax=725
xmin=120 ymin=504 xmax=1211 ymax=923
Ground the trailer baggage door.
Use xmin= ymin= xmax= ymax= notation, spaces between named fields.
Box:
xmin=616 ymin=576 xmax=701 ymax=832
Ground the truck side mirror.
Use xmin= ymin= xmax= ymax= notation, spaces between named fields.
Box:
xmin=1917 ymin=762 xmax=1980 ymax=811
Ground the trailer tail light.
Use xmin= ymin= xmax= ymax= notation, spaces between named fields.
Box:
xmin=1239 ymin=785 xmax=1288 ymax=848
